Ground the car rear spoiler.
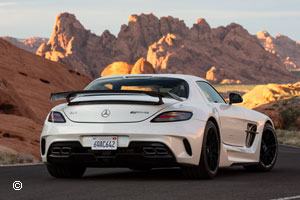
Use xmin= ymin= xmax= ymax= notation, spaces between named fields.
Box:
xmin=50 ymin=90 xmax=183 ymax=105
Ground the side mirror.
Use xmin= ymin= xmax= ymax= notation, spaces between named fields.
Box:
xmin=229 ymin=93 xmax=243 ymax=104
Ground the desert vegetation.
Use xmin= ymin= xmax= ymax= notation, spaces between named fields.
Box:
xmin=0 ymin=152 xmax=38 ymax=165
xmin=213 ymin=84 xmax=261 ymax=93
xmin=277 ymin=129 xmax=300 ymax=147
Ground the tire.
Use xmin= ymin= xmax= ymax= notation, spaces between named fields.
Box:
xmin=182 ymin=121 xmax=220 ymax=179
xmin=46 ymin=164 xmax=86 ymax=178
xmin=244 ymin=123 xmax=278 ymax=172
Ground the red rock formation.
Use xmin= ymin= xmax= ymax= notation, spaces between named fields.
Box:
xmin=131 ymin=58 xmax=156 ymax=74
xmin=37 ymin=12 xmax=297 ymax=83
xmin=241 ymin=83 xmax=300 ymax=109
xmin=253 ymin=96 xmax=300 ymax=130
xmin=0 ymin=76 xmax=37 ymax=121
xmin=254 ymin=103 xmax=284 ymax=129
xmin=37 ymin=13 xmax=194 ymax=78
xmin=257 ymin=31 xmax=300 ymax=70
xmin=101 ymin=62 xmax=133 ymax=77
xmin=206 ymin=66 xmax=239 ymax=83
xmin=0 ymin=38 xmax=92 ymax=158
xmin=36 ymin=13 xmax=127 ymax=77
xmin=189 ymin=18 xmax=211 ymax=40
xmin=147 ymin=22 xmax=296 ymax=83
xmin=101 ymin=57 xmax=156 ymax=77
xmin=1 ymin=36 xmax=47 ymax=53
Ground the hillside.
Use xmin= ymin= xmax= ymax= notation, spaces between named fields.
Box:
xmin=36 ymin=12 xmax=297 ymax=83
xmin=257 ymin=31 xmax=300 ymax=70
xmin=0 ymin=38 xmax=92 ymax=158
xmin=1 ymin=36 xmax=48 ymax=53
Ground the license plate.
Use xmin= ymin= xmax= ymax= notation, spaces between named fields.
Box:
xmin=92 ymin=136 xmax=118 ymax=150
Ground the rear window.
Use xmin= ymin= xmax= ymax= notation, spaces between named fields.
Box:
xmin=85 ymin=77 xmax=189 ymax=98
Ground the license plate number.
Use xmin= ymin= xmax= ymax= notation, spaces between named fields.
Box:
xmin=92 ymin=136 xmax=117 ymax=150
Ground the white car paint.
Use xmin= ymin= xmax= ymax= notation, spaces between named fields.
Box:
xmin=41 ymin=74 xmax=273 ymax=167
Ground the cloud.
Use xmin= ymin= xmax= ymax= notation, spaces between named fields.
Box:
xmin=0 ymin=2 xmax=17 ymax=7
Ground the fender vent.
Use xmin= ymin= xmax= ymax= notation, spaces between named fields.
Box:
xmin=245 ymin=124 xmax=258 ymax=147
xmin=183 ymin=139 xmax=192 ymax=156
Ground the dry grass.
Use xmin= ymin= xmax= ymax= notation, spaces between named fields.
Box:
xmin=213 ymin=84 xmax=262 ymax=93
xmin=0 ymin=152 xmax=38 ymax=165
xmin=276 ymin=129 xmax=300 ymax=147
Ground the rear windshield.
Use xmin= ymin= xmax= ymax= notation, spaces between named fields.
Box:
xmin=85 ymin=77 xmax=189 ymax=98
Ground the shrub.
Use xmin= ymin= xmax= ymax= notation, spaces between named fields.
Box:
xmin=276 ymin=129 xmax=300 ymax=147
xmin=0 ymin=152 xmax=36 ymax=165
xmin=279 ymin=107 xmax=300 ymax=128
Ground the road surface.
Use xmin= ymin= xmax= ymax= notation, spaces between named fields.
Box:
xmin=0 ymin=145 xmax=300 ymax=200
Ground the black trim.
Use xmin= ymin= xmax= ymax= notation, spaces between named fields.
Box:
xmin=41 ymin=138 xmax=46 ymax=156
xmin=196 ymin=81 xmax=227 ymax=104
xmin=230 ymin=162 xmax=259 ymax=166
xmin=47 ymin=141 xmax=177 ymax=168
xmin=183 ymin=139 xmax=192 ymax=156
xmin=229 ymin=93 xmax=243 ymax=104
xmin=245 ymin=123 xmax=258 ymax=147
xmin=245 ymin=130 xmax=259 ymax=134
xmin=50 ymin=90 xmax=183 ymax=105
xmin=68 ymin=100 xmax=163 ymax=106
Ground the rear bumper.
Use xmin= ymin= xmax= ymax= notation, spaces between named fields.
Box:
xmin=41 ymin=119 xmax=206 ymax=166
xmin=46 ymin=141 xmax=177 ymax=168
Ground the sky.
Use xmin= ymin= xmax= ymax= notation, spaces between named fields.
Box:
xmin=0 ymin=0 xmax=300 ymax=41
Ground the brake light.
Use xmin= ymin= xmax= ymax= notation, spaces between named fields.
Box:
xmin=48 ymin=111 xmax=66 ymax=123
xmin=151 ymin=111 xmax=193 ymax=122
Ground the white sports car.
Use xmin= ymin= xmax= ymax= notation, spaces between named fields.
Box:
xmin=40 ymin=74 xmax=278 ymax=179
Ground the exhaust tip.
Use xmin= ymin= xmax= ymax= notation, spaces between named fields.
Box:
xmin=51 ymin=147 xmax=71 ymax=155
xmin=61 ymin=147 xmax=71 ymax=155
xmin=143 ymin=147 xmax=156 ymax=155
xmin=51 ymin=147 xmax=61 ymax=155
xmin=155 ymin=147 xmax=168 ymax=155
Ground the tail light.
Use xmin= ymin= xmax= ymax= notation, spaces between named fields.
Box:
xmin=48 ymin=111 xmax=66 ymax=123
xmin=151 ymin=111 xmax=193 ymax=122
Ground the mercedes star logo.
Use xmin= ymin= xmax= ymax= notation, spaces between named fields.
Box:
xmin=101 ymin=109 xmax=111 ymax=118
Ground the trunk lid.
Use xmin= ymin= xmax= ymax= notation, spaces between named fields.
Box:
xmin=63 ymin=95 xmax=179 ymax=123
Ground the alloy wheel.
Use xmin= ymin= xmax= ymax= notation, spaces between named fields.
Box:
xmin=260 ymin=129 xmax=277 ymax=167
xmin=206 ymin=128 xmax=219 ymax=172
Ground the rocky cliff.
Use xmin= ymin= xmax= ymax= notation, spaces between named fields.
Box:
xmin=37 ymin=12 xmax=297 ymax=83
xmin=257 ymin=31 xmax=300 ymax=70
xmin=0 ymin=38 xmax=92 ymax=158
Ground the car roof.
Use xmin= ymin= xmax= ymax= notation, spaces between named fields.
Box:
xmin=95 ymin=74 xmax=206 ymax=82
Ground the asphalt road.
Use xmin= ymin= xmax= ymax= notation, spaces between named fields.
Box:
xmin=0 ymin=145 xmax=300 ymax=200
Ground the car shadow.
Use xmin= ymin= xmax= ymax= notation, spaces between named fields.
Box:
xmin=80 ymin=166 xmax=255 ymax=181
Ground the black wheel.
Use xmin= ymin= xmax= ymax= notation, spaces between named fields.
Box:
xmin=244 ymin=123 xmax=278 ymax=172
xmin=182 ymin=121 xmax=220 ymax=179
xmin=46 ymin=164 xmax=86 ymax=178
